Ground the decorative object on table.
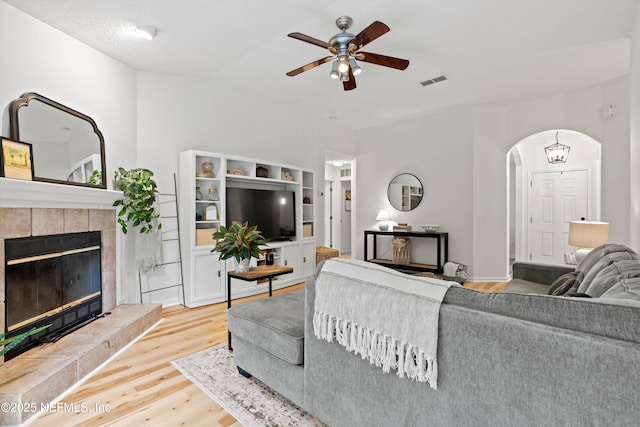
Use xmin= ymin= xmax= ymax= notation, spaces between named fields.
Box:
xmin=568 ymin=220 xmax=609 ymax=263
xmin=392 ymin=237 xmax=411 ymax=265
xmin=171 ymin=344 xmax=324 ymax=427
xmin=113 ymin=167 xmax=161 ymax=235
xmin=421 ymin=224 xmax=440 ymax=232
xmin=201 ymin=161 xmax=214 ymax=177
xmin=256 ymin=165 xmax=269 ymax=178
xmin=0 ymin=137 xmax=33 ymax=180
xmin=544 ymin=131 xmax=570 ymax=164
xmin=375 ymin=209 xmax=391 ymax=231
xmin=204 ymin=204 xmax=219 ymax=221
xmin=265 ymin=251 xmax=275 ymax=265
xmin=206 ymin=187 xmax=218 ymax=201
xmin=195 ymin=186 xmax=203 ymax=200
xmin=393 ymin=223 xmax=412 ymax=232
xmin=227 ymin=169 xmax=245 ymax=176
xmin=212 ymin=221 xmax=266 ymax=273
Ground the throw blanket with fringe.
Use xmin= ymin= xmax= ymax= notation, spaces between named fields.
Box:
xmin=313 ymin=258 xmax=458 ymax=390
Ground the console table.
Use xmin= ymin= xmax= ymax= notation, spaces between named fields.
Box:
xmin=364 ymin=229 xmax=448 ymax=274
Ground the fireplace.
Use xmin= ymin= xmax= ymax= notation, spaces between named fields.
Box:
xmin=4 ymin=231 xmax=103 ymax=360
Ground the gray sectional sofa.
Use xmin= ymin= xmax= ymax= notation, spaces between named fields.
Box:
xmin=227 ymin=244 xmax=640 ymax=426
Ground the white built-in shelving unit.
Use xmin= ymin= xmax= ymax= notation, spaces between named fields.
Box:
xmin=179 ymin=150 xmax=315 ymax=307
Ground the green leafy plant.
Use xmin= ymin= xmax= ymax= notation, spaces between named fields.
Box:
xmin=211 ymin=221 xmax=266 ymax=262
xmin=1 ymin=324 xmax=51 ymax=356
xmin=89 ymin=170 xmax=102 ymax=186
xmin=113 ymin=167 xmax=162 ymax=234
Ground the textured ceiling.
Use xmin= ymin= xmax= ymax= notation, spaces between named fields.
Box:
xmin=4 ymin=0 xmax=639 ymax=130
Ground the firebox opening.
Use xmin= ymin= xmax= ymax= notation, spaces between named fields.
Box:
xmin=4 ymin=231 xmax=103 ymax=360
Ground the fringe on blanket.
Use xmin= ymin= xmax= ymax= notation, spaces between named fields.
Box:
xmin=313 ymin=310 xmax=438 ymax=390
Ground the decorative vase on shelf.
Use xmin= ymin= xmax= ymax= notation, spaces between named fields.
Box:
xmin=207 ymin=187 xmax=219 ymax=201
xmin=202 ymin=162 xmax=214 ymax=178
xmin=195 ymin=186 xmax=203 ymax=201
xmin=236 ymin=258 xmax=251 ymax=273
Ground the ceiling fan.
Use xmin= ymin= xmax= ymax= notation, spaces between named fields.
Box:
xmin=286 ymin=16 xmax=410 ymax=91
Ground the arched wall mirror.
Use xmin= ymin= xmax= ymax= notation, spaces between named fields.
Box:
xmin=387 ymin=173 xmax=423 ymax=211
xmin=8 ymin=92 xmax=106 ymax=188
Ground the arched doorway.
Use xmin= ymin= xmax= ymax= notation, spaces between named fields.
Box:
xmin=507 ymin=129 xmax=601 ymax=265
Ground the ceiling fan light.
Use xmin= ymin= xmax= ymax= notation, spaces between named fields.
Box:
xmin=339 ymin=72 xmax=349 ymax=82
xmin=349 ymin=58 xmax=362 ymax=76
xmin=329 ymin=61 xmax=339 ymax=79
xmin=337 ymin=56 xmax=349 ymax=73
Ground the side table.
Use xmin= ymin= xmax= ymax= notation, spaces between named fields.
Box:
xmin=226 ymin=264 xmax=294 ymax=350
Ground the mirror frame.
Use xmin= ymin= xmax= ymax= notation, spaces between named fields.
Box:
xmin=387 ymin=173 xmax=423 ymax=211
xmin=8 ymin=92 xmax=107 ymax=189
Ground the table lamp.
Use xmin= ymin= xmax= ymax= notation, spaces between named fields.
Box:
xmin=568 ymin=220 xmax=609 ymax=264
xmin=375 ymin=210 xmax=391 ymax=231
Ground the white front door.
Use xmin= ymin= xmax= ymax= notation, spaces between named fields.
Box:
xmin=528 ymin=169 xmax=589 ymax=264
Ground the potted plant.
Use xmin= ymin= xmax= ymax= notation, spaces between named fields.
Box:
xmin=211 ymin=221 xmax=266 ymax=273
xmin=113 ymin=167 xmax=162 ymax=234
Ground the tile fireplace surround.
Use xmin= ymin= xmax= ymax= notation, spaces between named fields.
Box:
xmin=0 ymin=179 xmax=162 ymax=425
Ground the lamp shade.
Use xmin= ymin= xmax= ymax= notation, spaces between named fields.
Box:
xmin=375 ymin=210 xmax=391 ymax=221
xmin=568 ymin=221 xmax=609 ymax=249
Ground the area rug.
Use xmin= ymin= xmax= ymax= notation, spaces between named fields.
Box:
xmin=171 ymin=344 xmax=325 ymax=427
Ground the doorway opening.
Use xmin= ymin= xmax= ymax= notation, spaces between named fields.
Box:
xmin=325 ymin=152 xmax=355 ymax=256
xmin=507 ymin=129 xmax=601 ymax=268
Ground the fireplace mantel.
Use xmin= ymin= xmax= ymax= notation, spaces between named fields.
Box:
xmin=0 ymin=178 xmax=121 ymax=209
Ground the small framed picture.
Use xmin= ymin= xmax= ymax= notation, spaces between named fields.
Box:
xmin=1 ymin=138 xmax=33 ymax=180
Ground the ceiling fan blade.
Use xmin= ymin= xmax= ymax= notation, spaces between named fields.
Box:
xmin=286 ymin=56 xmax=334 ymax=77
xmin=288 ymin=32 xmax=336 ymax=53
xmin=356 ymin=52 xmax=409 ymax=70
xmin=343 ymin=68 xmax=357 ymax=91
xmin=350 ymin=21 xmax=390 ymax=50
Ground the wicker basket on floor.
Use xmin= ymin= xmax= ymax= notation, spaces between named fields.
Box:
xmin=316 ymin=246 xmax=339 ymax=264
xmin=392 ymin=237 xmax=411 ymax=265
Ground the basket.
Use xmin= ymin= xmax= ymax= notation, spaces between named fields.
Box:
xmin=316 ymin=246 xmax=339 ymax=264
xmin=392 ymin=237 xmax=411 ymax=265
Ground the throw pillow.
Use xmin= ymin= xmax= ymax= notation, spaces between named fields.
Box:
xmin=548 ymin=272 xmax=578 ymax=296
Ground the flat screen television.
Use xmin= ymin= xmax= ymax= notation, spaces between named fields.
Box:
xmin=226 ymin=187 xmax=296 ymax=242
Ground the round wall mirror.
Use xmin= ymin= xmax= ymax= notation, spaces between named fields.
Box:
xmin=387 ymin=173 xmax=423 ymax=211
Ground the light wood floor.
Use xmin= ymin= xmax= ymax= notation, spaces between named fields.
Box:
xmin=28 ymin=280 xmax=503 ymax=427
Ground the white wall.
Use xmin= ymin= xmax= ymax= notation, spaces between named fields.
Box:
xmin=355 ymin=107 xmax=475 ymax=275
xmin=355 ymin=77 xmax=630 ymax=281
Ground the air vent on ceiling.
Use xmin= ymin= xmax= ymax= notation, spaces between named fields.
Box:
xmin=420 ymin=75 xmax=448 ymax=87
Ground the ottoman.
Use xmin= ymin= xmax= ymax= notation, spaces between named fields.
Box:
xmin=227 ymin=289 xmax=305 ymax=406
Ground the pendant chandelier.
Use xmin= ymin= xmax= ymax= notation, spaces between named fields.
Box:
xmin=544 ymin=131 xmax=570 ymax=164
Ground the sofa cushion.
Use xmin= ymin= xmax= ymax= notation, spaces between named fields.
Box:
xmin=600 ymin=277 xmax=640 ymax=302
xmin=577 ymin=260 xmax=640 ymax=297
xmin=227 ymin=290 xmax=305 ymax=365
xmin=444 ymin=286 xmax=640 ymax=344
xmin=503 ymin=279 xmax=550 ymax=294
xmin=548 ymin=272 xmax=578 ymax=296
